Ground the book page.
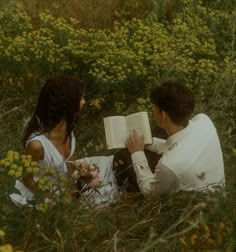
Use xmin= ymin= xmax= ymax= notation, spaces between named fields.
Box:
xmin=104 ymin=116 xmax=128 ymax=149
xmin=126 ymin=112 xmax=152 ymax=144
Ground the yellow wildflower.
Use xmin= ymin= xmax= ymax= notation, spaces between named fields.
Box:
xmin=59 ymin=176 xmax=67 ymax=188
xmin=7 ymin=170 xmax=15 ymax=176
xmin=45 ymin=167 xmax=56 ymax=174
xmin=10 ymin=164 xmax=17 ymax=170
xmin=23 ymin=161 xmax=30 ymax=168
xmin=31 ymin=161 xmax=38 ymax=167
xmin=17 ymin=166 xmax=23 ymax=172
xmin=14 ymin=171 xmax=22 ymax=178
xmin=44 ymin=167 xmax=49 ymax=173
xmin=26 ymin=167 xmax=32 ymax=173
xmin=14 ymin=153 xmax=19 ymax=160
xmin=0 ymin=229 xmax=5 ymax=237
xmin=6 ymin=150 xmax=14 ymax=158
xmin=47 ymin=181 xmax=53 ymax=189
xmin=38 ymin=184 xmax=45 ymax=191
xmin=0 ymin=244 xmax=13 ymax=252
xmin=32 ymin=167 xmax=39 ymax=174
xmin=4 ymin=161 xmax=11 ymax=167
xmin=36 ymin=203 xmax=49 ymax=213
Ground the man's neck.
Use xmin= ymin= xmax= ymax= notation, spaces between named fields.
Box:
xmin=165 ymin=123 xmax=185 ymax=136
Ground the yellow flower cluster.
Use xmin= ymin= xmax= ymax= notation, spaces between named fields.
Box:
xmin=58 ymin=176 xmax=68 ymax=189
xmin=35 ymin=202 xmax=49 ymax=213
xmin=37 ymin=176 xmax=54 ymax=192
xmin=43 ymin=166 xmax=56 ymax=175
xmin=0 ymin=228 xmax=13 ymax=252
xmin=0 ymin=151 xmax=39 ymax=178
xmin=0 ymin=244 xmax=13 ymax=252
xmin=0 ymin=229 xmax=5 ymax=237
xmin=0 ymin=1 xmax=32 ymax=38
xmin=36 ymin=166 xmax=69 ymax=192
xmin=0 ymin=0 xmax=235 ymax=107
xmin=33 ymin=173 xmax=72 ymax=212
xmin=0 ymin=150 xmax=72 ymax=211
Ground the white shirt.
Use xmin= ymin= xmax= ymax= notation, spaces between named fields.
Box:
xmin=131 ymin=113 xmax=225 ymax=198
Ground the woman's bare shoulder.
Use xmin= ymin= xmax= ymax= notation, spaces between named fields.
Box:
xmin=25 ymin=140 xmax=44 ymax=161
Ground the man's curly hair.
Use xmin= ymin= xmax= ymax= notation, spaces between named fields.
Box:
xmin=150 ymin=81 xmax=195 ymax=126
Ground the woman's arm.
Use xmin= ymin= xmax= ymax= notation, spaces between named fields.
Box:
xmin=23 ymin=140 xmax=44 ymax=193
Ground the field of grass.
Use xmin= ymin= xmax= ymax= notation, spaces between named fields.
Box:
xmin=0 ymin=0 xmax=235 ymax=251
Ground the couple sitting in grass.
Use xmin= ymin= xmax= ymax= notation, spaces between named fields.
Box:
xmin=10 ymin=75 xmax=225 ymax=206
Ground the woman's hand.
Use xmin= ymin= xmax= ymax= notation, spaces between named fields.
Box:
xmin=73 ymin=160 xmax=101 ymax=188
xmin=126 ymin=130 xmax=145 ymax=154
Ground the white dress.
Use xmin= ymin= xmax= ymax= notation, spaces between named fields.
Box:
xmin=10 ymin=132 xmax=75 ymax=205
xmin=10 ymin=132 xmax=118 ymax=205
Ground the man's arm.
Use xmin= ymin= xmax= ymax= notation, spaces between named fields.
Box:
xmin=131 ymin=151 xmax=178 ymax=198
xmin=145 ymin=137 xmax=167 ymax=154
xmin=126 ymin=130 xmax=178 ymax=198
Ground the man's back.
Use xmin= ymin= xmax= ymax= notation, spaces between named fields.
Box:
xmin=161 ymin=113 xmax=225 ymax=190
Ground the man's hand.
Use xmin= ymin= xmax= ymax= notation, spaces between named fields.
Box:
xmin=126 ymin=130 xmax=145 ymax=154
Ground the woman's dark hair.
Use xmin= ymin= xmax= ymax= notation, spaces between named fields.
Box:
xmin=150 ymin=81 xmax=195 ymax=126
xmin=23 ymin=75 xmax=85 ymax=145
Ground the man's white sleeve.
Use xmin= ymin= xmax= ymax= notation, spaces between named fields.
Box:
xmin=145 ymin=137 xmax=167 ymax=154
xmin=131 ymin=151 xmax=178 ymax=198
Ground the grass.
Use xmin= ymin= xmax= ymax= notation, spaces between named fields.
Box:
xmin=0 ymin=80 xmax=235 ymax=251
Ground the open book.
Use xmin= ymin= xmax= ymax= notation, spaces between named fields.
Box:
xmin=104 ymin=111 xmax=152 ymax=149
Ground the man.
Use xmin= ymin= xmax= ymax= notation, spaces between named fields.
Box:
xmin=119 ymin=81 xmax=225 ymax=198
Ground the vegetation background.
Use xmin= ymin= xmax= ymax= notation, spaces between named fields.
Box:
xmin=0 ymin=0 xmax=235 ymax=251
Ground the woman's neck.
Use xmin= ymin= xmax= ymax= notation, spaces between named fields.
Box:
xmin=47 ymin=120 xmax=68 ymax=140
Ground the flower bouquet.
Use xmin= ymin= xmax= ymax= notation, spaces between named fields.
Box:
xmin=71 ymin=160 xmax=102 ymax=193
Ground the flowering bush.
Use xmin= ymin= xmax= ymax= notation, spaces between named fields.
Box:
xmin=0 ymin=151 xmax=39 ymax=192
xmin=0 ymin=151 xmax=72 ymax=212
xmin=0 ymin=0 xmax=235 ymax=106
xmin=0 ymin=150 xmax=104 ymax=212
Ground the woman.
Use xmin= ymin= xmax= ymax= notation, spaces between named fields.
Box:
xmin=11 ymin=74 xmax=118 ymax=206
xmin=10 ymin=75 xmax=87 ymax=204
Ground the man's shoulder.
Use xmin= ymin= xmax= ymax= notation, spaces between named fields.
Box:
xmin=191 ymin=113 xmax=216 ymax=132
xmin=192 ymin=113 xmax=215 ymax=123
xmin=192 ymin=113 xmax=212 ymax=123
xmin=161 ymin=113 xmax=221 ymax=175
